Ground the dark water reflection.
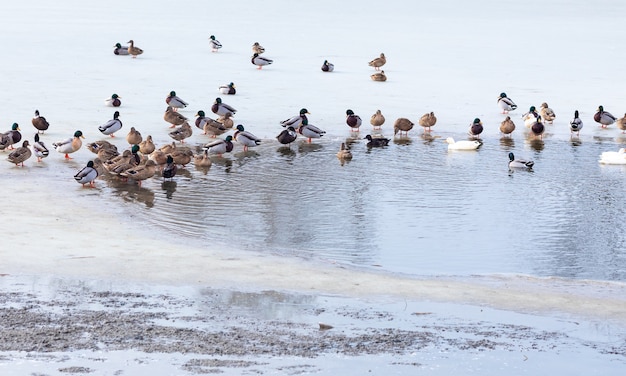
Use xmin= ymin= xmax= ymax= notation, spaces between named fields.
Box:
xmin=105 ymin=134 xmax=626 ymax=282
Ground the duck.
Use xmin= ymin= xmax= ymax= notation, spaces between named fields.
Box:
xmin=121 ymin=160 xmax=157 ymax=186
xmin=162 ymin=155 xmax=177 ymax=180
xmin=346 ymin=109 xmax=362 ymax=132
xmin=158 ymin=141 xmax=177 ymax=155
xmin=211 ymin=97 xmax=237 ymax=117
xmin=276 ymin=126 xmax=298 ymax=145
xmin=168 ymin=121 xmax=193 ymax=143
xmin=445 ymin=137 xmax=481 ymax=150
xmin=53 ymin=130 xmax=84 ymax=159
xmin=530 ymin=116 xmax=545 ymax=139
xmin=165 ymin=91 xmax=188 ymax=111
xmin=418 ymin=112 xmax=437 ymax=132
xmin=0 ymin=123 xmax=22 ymax=150
xmin=234 ymin=124 xmax=261 ymax=151
xmin=251 ymin=53 xmax=273 ymax=69
xmin=92 ymin=158 xmax=106 ymax=177
xmin=105 ymin=93 xmax=121 ymax=107
xmin=194 ymin=149 xmax=212 ymax=168
xmin=297 ymin=120 xmax=326 ymax=143
xmin=370 ymin=109 xmax=385 ymax=130
xmin=321 ymin=60 xmax=334 ymax=72
xmin=616 ymin=114 xmax=626 ymax=134
xmin=87 ymin=140 xmax=116 ymax=154
xmin=594 ymin=105 xmax=616 ymax=128
xmin=74 ymin=160 xmax=99 ymax=187
xmin=96 ymin=145 xmax=120 ymax=162
xmin=219 ymin=82 xmax=236 ymax=95
xmin=252 ymin=42 xmax=265 ymax=54
xmin=109 ymin=146 xmax=142 ymax=176
xmin=32 ymin=110 xmax=50 ymax=133
xmin=33 ymin=133 xmax=49 ymax=162
xmin=499 ymin=116 xmax=516 ymax=136
xmin=508 ymin=152 xmax=534 ymax=170
xmin=127 ymin=39 xmax=143 ymax=58
xmin=364 ymin=134 xmax=390 ymax=147
xmin=368 ymin=53 xmax=386 ymax=70
xmin=336 ymin=142 xmax=353 ymax=160
xmin=164 ymin=106 xmax=188 ymax=128
xmin=468 ymin=118 xmax=483 ymax=139
xmin=599 ymin=148 xmax=626 ymax=165
xmin=104 ymin=150 xmax=133 ymax=172
xmin=522 ymin=106 xmax=540 ymax=128
xmin=7 ymin=140 xmax=31 ymax=166
xmin=171 ymin=148 xmax=194 ymax=166
xmin=139 ymin=135 xmax=155 ymax=154
xmin=281 ymin=108 xmax=309 ymax=128
xmin=394 ymin=117 xmax=414 ymax=136
xmin=570 ymin=110 xmax=584 ymax=136
xmin=497 ymin=92 xmax=517 ymax=114
xmin=208 ymin=35 xmax=222 ymax=52
xmin=113 ymin=42 xmax=129 ymax=55
xmin=148 ymin=150 xmax=168 ymax=166
xmin=539 ymin=102 xmax=556 ymax=124
xmin=204 ymin=135 xmax=234 ymax=156
xmin=98 ymin=111 xmax=123 ymax=137
xmin=218 ymin=112 xmax=234 ymax=129
xmin=196 ymin=111 xmax=227 ymax=137
xmin=370 ymin=70 xmax=387 ymax=82
xmin=126 ymin=127 xmax=142 ymax=145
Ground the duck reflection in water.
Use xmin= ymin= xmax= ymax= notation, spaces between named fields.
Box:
xmin=161 ymin=180 xmax=177 ymax=200
xmin=499 ymin=136 xmax=515 ymax=149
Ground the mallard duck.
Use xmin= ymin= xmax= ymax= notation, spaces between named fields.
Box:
xmin=234 ymin=124 xmax=261 ymax=151
xmin=165 ymin=91 xmax=188 ymax=111
xmin=468 ymin=118 xmax=483 ymax=139
xmin=7 ymin=140 xmax=31 ymax=166
xmin=171 ymin=148 xmax=194 ymax=166
xmin=370 ymin=109 xmax=385 ymax=130
xmin=281 ymin=108 xmax=309 ymax=128
xmin=0 ymin=123 xmax=22 ymax=150
xmin=87 ymin=140 xmax=117 ymax=154
xmin=252 ymin=42 xmax=265 ymax=54
xmin=194 ymin=149 xmax=212 ymax=168
xmin=445 ymin=137 xmax=481 ymax=150
xmin=139 ymin=135 xmax=155 ymax=154
xmin=105 ymin=93 xmax=121 ymax=107
xmin=393 ymin=117 xmax=414 ymax=136
xmin=219 ymin=82 xmax=236 ymax=95
xmin=121 ymin=160 xmax=157 ymax=186
xmin=53 ymin=130 xmax=84 ymax=159
xmin=211 ymin=97 xmax=237 ymax=117
xmin=162 ymin=155 xmax=177 ymax=179
xmin=126 ymin=127 xmax=142 ymax=145
xmin=32 ymin=110 xmax=50 ymax=133
xmin=522 ymin=106 xmax=540 ymax=128
xmin=364 ymin=134 xmax=390 ymax=147
xmin=570 ymin=110 xmax=583 ymax=136
xmin=371 ymin=70 xmax=387 ymax=82
xmin=204 ymin=135 xmax=234 ymax=156
xmin=500 ymin=116 xmax=516 ymax=136
xmin=164 ymin=106 xmax=188 ymax=128
xmin=168 ymin=121 xmax=193 ymax=143
xmin=508 ymin=152 xmax=534 ymax=170
xmin=127 ymin=40 xmax=143 ymax=58
xmin=615 ymin=114 xmax=626 ymax=134
xmin=159 ymin=142 xmax=177 ymax=155
xmin=98 ymin=111 xmax=122 ymax=137
xmin=74 ymin=160 xmax=98 ymax=187
xmin=336 ymin=142 xmax=353 ymax=160
xmin=530 ymin=116 xmax=545 ymax=139
xmin=321 ymin=60 xmax=334 ymax=72
xmin=208 ymin=35 xmax=222 ymax=52
xmin=195 ymin=110 xmax=217 ymax=130
xmin=198 ymin=113 xmax=227 ymax=137
xmin=109 ymin=146 xmax=141 ymax=176
xmin=599 ymin=148 xmax=626 ymax=165
xmin=497 ymin=92 xmax=517 ymax=113
xmin=346 ymin=109 xmax=362 ymax=132
xmin=594 ymin=105 xmax=616 ymax=128
xmin=218 ymin=112 xmax=234 ymax=129
xmin=297 ymin=120 xmax=326 ymax=143
xmin=113 ymin=42 xmax=129 ymax=55
xmin=418 ymin=112 xmax=437 ymax=132
xmin=368 ymin=53 xmax=386 ymax=70
xmin=540 ymin=102 xmax=556 ymax=124
xmin=33 ymin=133 xmax=49 ymax=162
xmin=251 ymin=53 xmax=273 ymax=69
xmin=276 ymin=126 xmax=298 ymax=145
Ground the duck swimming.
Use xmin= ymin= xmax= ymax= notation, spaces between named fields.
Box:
xmin=508 ymin=152 xmax=534 ymax=170
xmin=445 ymin=137 xmax=481 ymax=151
xmin=364 ymin=134 xmax=390 ymax=147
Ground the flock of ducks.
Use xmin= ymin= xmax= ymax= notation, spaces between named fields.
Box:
xmin=4 ymin=40 xmax=626 ymax=189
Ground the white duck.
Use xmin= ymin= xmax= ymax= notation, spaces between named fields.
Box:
xmin=445 ymin=137 xmax=482 ymax=150
xmin=599 ymin=148 xmax=626 ymax=165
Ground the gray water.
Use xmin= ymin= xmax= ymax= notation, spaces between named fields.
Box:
xmin=91 ymin=128 xmax=626 ymax=283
